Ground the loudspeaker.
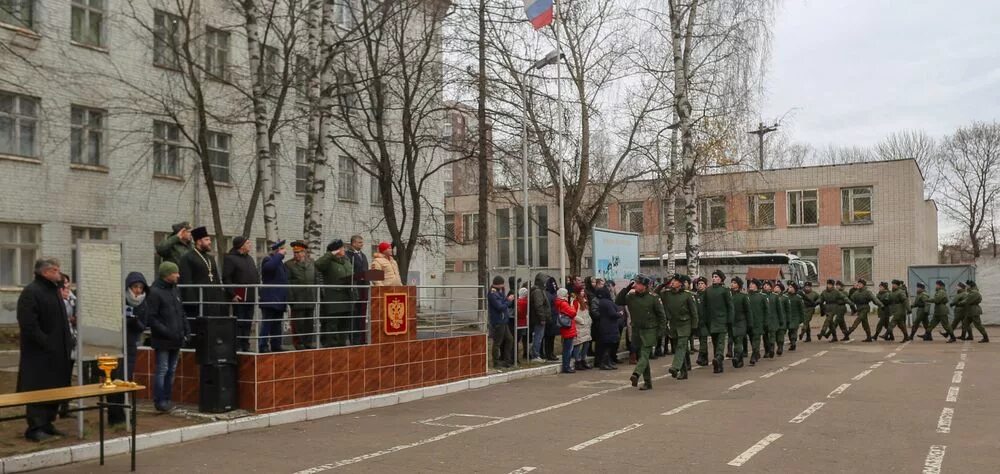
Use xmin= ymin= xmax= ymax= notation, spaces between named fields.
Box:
xmin=198 ymin=364 xmax=237 ymax=413
xmin=194 ymin=317 xmax=238 ymax=365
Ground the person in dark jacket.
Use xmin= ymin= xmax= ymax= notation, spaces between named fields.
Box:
xmin=287 ymin=241 xmax=318 ymax=349
xmin=259 ymin=241 xmax=289 ymax=352
xmin=223 ymin=236 xmax=260 ymax=351
xmin=147 ymin=262 xmax=190 ymax=412
xmin=487 ymin=276 xmax=514 ymax=368
xmin=178 ymin=226 xmax=225 ymax=318
xmin=528 ymin=273 xmax=551 ymax=362
xmin=155 ymin=222 xmax=192 ymax=267
xmin=109 ymin=272 xmax=149 ymax=426
xmin=346 ymin=235 xmax=370 ymax=345
xmin=315 ymin=239 xmax=355 ymax=347
xmin=17 ymin=258 xmax=73 ymax=442
xmin=592 ymin=287 xmax=621 ymax=370
xmin=544 ymin=276 xmax=560 ymax=361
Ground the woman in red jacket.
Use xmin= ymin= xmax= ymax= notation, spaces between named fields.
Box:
xmin=515 ymin=288 xmax=529 ymax=361
xmin=554 ymin=288 xmax=578 ymax=373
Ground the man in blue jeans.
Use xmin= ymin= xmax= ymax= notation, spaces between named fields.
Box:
xmin=528 ymin=273 xmax=552 ymax=362
xmin=146 ymin=262 xmax=190 ymax=412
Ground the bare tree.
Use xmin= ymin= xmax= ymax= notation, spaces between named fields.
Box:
xmin=939 ymin=121 xmax=1000 ymax=259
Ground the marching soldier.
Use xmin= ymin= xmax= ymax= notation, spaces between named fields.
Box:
xmin=909 ymin=283 xmax=932 ymax=341
xmin=847 ymin=279 xmax=883 ymax=342
xmin=929 ymin=280 xmax=957 ymax=343
xmin=819 ymin=280 xmax=848 ymax=342
xmin=873 ymin=282 xmax=894 ymax=341
xmin=701 ymin=270 xmax=734 ymax=374
xmin=663 ymin=275 xmax=698 ymax=380
xmin=694 ymin=277 xmax=710 ymax=367
xmin=616 ymin=274 xmax=667 ymax=390
xmin=800 ymin=281 xmax=820 ymax=342
xmin=747 ymin=280 xmax=767 ymax=365
xmin=730 ymin=277 xmax=750 ymax=367
xmin=762 ymin=281 xmax=779 ymax=358
xmin=951 ymin=282 xmax=969 ymax=340
xmin=887 ymin=279 xmax=910 ymax=342
xmin=771 ymin=282 xmax=789 ymax=356
xmin=785 ymin=283 xmax=805 ymax=352
xmin=963 ymin=280 xmax=989 ymax=343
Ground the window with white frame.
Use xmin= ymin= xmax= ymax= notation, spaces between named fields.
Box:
xmin=787 ymin=190 xmax=818 ymax=226
xmin=0 ymin=92 xmax=39 ymax=158
xmin=444 ymin=213 xmax=456 ymax=243
xmin=207 ymin=131 xmax=230 ymax=183
xmin=338 ymin=155 xmax=357 ymax=201
xmin=699 ymin=196 xmax=726 ymax=231
xmin=620 ymin=202 xmax=644 ymax=233
xmin=748 ymin=192 xmax=775 ymax=228
xmin=334 ymin=0 xmax=354 ymax=29
xmin=71 ymin=0 xmax=105 ymax=47
xmin=842 ymin=247 xmax=873 ymax=283
xmin=462 ymin=261 xmax=478 ymax=273
xmin=841 ymin=186 xmax=873 ymax=224
xmin=70 ymin=106 xmax=105 ymax=166
xmin=463 ymin=213 xmax=479 ymax=243
xmin=496 ymin=208 xmax=510 ymax=267
xmin=370 ymin=175 xmax=382 ymax=206
xmin=153 ymin=121 xmax=182 ymax=177
xmin=662 ymin=198 xmax=687 ymax=231
xmin=70 ymin=226 xmax=108 ymax=279
xmin=205 ymin=27 xmax=230 ymax=80
xmin=0 ymin=223 xmax=40 ymax=287
xmin=514 ymin=205 xmax=548 ymax=267
xmin=337 ymin=71 xmax=357 ymax=116
xmin=0 ymin=0 xmax=33 ymax=29
xmin=295 ymin=147 xmax=308 ymax=194
xmin=153 ymin=10 xmax=183 ymax=69
xmin=294 ymin=54 xmax=309 ymax=96
xmin=262 ymin=45 xmax=279 ymax=89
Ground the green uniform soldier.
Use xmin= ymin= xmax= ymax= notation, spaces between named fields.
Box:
xmin=800 ymin=282 xmax=820 ymax=342
xmin=314 ymin=240 xmax=356 ymax=347
xmin=155 ymin=222 xmax=193 ymax=267
xmin=729 ymin=277 xmax=750 ymax=368
xmin=617 ymin=274 xmax=667 ymax=390
xmin=909 ymin=283 xmax=932 ymax=341
xmin=694 ymin=277 xmax=710 ymax=367
xmin=286 ymin=240 xmax=318 ymax=350
xmin=962 ymin=280 xmax=989 ymax=343
xmin=700 ymin=270 xmax=734 ymax=374
xmin=928 ymin=280 xmax=957 ymax=343
xmin=761 ymin=281 xmax=779 ymax=357
xmin=785 ymin=283 xmax=805 ymax=352
xmin=663 ymin=275 xmax=699 ymax=380
xmin=873 ymin=282 xmax=893 ymax=340
xmin=771 ymin=282 xmax=789 ymax=356
xmin=746 ymin=280 xmax=767 ymax=365
xmin=951 ymin=283 xmax=969 ymax=340
xmin=819 ymin=280 xmax=849 ymax=342
xmin=887 ymin=279 xmax=910 ymax=342
xmin=847 ymin=279 xmax=883 ymax=342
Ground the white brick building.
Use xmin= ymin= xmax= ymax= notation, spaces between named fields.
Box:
xmin=0 ymin=0 xmax=448 ymax=324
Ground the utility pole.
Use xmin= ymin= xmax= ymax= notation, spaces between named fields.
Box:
xmin=476 ymin=0 xmax=489 ymax=308
xmin=748 ymin=122 xmax=779 ymax=170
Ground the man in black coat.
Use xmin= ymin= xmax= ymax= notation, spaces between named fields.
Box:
xmin=223 ymin=236 xmax=259 ymax=351
xmin=147 ymin=262 xmax=190 ymax=412
xmin=178 ymin=226 xmax=226 ymax=318
xmin=16 ymin=258 xmax=74 ymax=442
xmin=346 ymin=235 xmax=370 ymax=345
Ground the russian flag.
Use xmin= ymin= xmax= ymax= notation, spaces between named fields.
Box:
xmin=524 ymin=0 xmax=554 ymax=30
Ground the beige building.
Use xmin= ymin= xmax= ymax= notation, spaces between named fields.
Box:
xmin=444 ymin=159 xmax=938 ymax=285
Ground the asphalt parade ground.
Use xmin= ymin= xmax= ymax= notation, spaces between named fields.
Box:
xmin=43 ymin=331 xmax=997 ymax=474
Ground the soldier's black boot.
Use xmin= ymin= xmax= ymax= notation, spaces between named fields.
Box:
xmin=639 ymin=381 xmax=653 ymax=391
xmin=669 ymin=367 xmax=679 ymax=378
xmin=805 ymin=330 xmax=812 ymax=342
xmin=908 ymin=327 xmax=918 ymax=341
xmin=776 ymin=343 xmax=783 ymax=356
xmin=789 ymin=341 xmax=796 ymax=351
xmin=749 ymin=351 xmax=759 ymax=366
xmin=712 ymin=357 xmax=722 ymax=374
xmin=683 ymin=353 xmax=692 ymax=371
xmin=630 ymin=373 xmax=639 ymax=387
xmin=922 ymin=332 xmax=933 ymax=341
xmin=696 ymin=352 xmax=709 ymax=367
xmin=677 ymin=369 xmax=688 ymax=380
xmin=979 ymin=336 xmax=990 ymax=343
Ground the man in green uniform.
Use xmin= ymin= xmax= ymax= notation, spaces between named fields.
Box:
xmin=951 ymin=282 xmax=969 ymax=340
xmin=747 ymin=280 xmax=767 ymax=365
xmin=701 ymin=270 xmax=734 ymax=374
xmin=617 ymin=274 xmax=666 ymax=390
xmin=314 ymin=239 xmax=356 ymax=347
xmin=962 ymin=280 xmax=989 ymax=343
xmin=847 ymin=279 xmax=883 ymax=342
xmin=909 ymin=282 xmax=932 ymax=341
xmin=771 ymin=282 xmax=788 ymax=356
xmin=694 ymin=277 xmax=710 ymax=367
xmin=800 ymin=281 xmax=820 ymax=342
xmin=730 ymin=277 xmax=750 ymax=367
xmin=785 ymin=283 xmax=805 ymax=352
xmin=286 ymin=240 xmax=318 ymax=350
xmin=887 ymin=279 xmax=911 ymax=342
xmin=155 ymin=222 xmax=193 ymax=267
xmin=761 ymin=281 xmax=779 ymax=357
xmin=929 ymin=280 xmax=957 ymax=343
xmin=873 ymin=282 xmax=893 ymax=341
xmin=819 ymin=280 xmax=849 ymax=342
xmin=663 ymin=275 xmax=698 ymax=380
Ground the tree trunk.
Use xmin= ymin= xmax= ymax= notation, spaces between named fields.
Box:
xmin=669 ymin=0 xmax=700 ymax=276
xmin=242 ymin=0 xmax=279 ymax=244
xmin=303 ymin=0 xmax=331 ymax=256
xmin=476 ymin=0 xmax=489 ymax=300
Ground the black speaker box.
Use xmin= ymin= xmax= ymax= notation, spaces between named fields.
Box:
xmin=194 ymin=317 xmax=238 ymax=365
xmin=198 ymin=364 xmax=238 ymax=413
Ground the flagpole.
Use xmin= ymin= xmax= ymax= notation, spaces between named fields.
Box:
xmin=552 ymin=0 xmax=567 ymax=287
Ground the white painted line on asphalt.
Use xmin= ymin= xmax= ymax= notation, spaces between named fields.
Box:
xmin=852 ymin=370 xmax=872 ymax=381
xmin=923 ymin=445 xmax=946 ymax=474
xmin=842 ymin=339 xmax=854 ymax=343
xmin=789 ymin=403 xmax=826 ymax=423
xmin=760 ymin=366 xmax=789 ymax=379
xmin=946 ymin=386 xmax=960 ymax=403
xmin=788 ymin=358 xmax=808 ymax=367
xmin=507 ymin=467 xmax=536 ymax=474
xmin=936 ymin=407 xmax=954 ymax=434
xmin=959 ymin=353 xmax=967 ymax=361
xmin=567 ymin=423 xmax=643 ymax=451
xmin=955 ymin=361 xmax=965 ymax=370
xmin=827 ymin=384 xmax=852 ymax=398
xmin=814 ymin=350 xmax=828 ymax=357
xmin=662 ymin=400 xmax=709 ymax=416
xmin=870 ymin=361 xmax=884 ymax=369
xmin=952 ymin=371 xmax=962 ymax=384
xmin=727 ymin=433 xmax=783 ymax=466
xmin=727 ymin=380 xmax=755 ymax=391
xmin=885 ymin=352 xmax=897 ymax=359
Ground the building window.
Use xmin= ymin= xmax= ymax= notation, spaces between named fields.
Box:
xmin=71 ymin=0 xmax=105 ymax=47
xmin=842 ymin=247 xmax=873 ymax=283
xmin=496 ymin=208 xmax=510 ymax=268
xmin=153 ymin=10 xmax=183 ymax=69
xmin=444 ymin=260 xmax=456 ymax=272
xmin=748 ymin=193 xmax=775 ymax=228
xmin=338 ymin=156 xmax=357 ymax=201
xmin=662 ymin=198 xmax=688 ymax=232
xmin=0 ymin=223 xmax=40 ymax=287
xmin=262 ymin=45 xmax=279 ymax=89
xmin=71 ymin=226 xmax=108 ymax=279
xmin=294 ymin=54 xmax=309 ymax=96
xmin=463 ymin=213 xmax=479 ymax=243
xmin=70 ymin=106 xmax=105 ymax=166
xmin=153 ymin=121 xmax=182 ymax=177
xmin=444 ymin=213 xmax=456 ymax=243
xmin=337 ymin=71 xmax=357 ymax=116
xmin=205 ymin=27 xmax=230 ymax=80
xmin=787 ymin=190 xmax=818 ymax=226
xmin=517 ymin=205 xmax=548 ymax=267
xmin=0 ymin=92 xmax=39 ymax=158
xmin=594 ymin=206 xmax=608 ymax=229
xmin=842 ymin=186 xmax=873 ymax=224
xmin=295 ymin=147 xmax=308 ymax=194
xmin=699 ymin=196 xmax=726 ymax=231
xmin=370 ymin=175 xmax=382 ymax=206
xmin=334 ymin=0 xmax=354 ymax=29
xmin=462 ymin=261 xmax=478 ymax=273
xmin=0 ymin=0 xmax=33 ymax=29
xmin=207 ymin=131 xmax=230 ymax=183
xmin=620 ymin=202 xmax=644 ymax=234
xmin=535 ymin=206 xmax=548 ymax=267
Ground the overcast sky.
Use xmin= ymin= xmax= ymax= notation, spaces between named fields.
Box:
xmin=761 ymin=0 xmax=1000 ymax=148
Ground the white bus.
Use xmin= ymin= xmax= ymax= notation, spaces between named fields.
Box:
xmin=639 ymin=251 xmax=819 ymax=284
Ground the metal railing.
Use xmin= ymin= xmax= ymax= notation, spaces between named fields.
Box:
xmin=414 ymin=285 xmax=487 ymax=338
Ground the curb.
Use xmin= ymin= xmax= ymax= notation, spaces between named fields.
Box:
xmin=0 ymin=362 xmax=570 ymax=473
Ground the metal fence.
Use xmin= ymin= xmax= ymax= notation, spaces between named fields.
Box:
xmin=413 ymin=285 xmax=486 ymax=338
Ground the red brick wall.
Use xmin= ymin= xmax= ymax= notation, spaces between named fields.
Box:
xmin=818 ymin=244 xmax=843 ymax=281
xmin=774 ymin=191 xmax=787 ymax=229
xmin=607 ymin=203 xmax=620 ymax=231
xmin=819 ymin=187 xmax=841 ymax=227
